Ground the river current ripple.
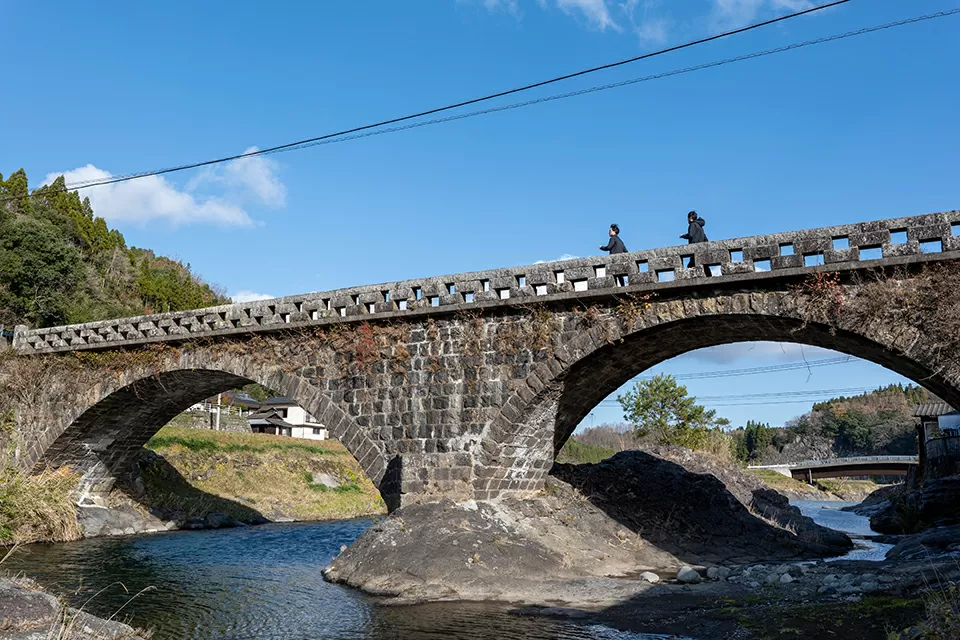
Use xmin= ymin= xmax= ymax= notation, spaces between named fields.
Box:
xmin=4 ymin=519 xmax=680 ymax=640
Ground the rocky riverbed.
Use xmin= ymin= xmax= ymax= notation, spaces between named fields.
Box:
xmin=324 ymin=449 xmax=960 ymax=638
xmin=0 ymin=577 xmax=145 ymax=640
xmin=324 ymin=448 xmax=853 ymax=605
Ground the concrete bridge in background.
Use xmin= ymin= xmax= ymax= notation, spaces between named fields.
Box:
xmin=748 ymin=456 xmax=919 ymax=483
xmin=5 ymin=210 xmax=960 ymax=510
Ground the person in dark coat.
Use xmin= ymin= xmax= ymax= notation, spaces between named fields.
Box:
xmin=680 ymin=211 xmax=708 ymax=244
xmin=600 ymin=223 xmax=627 ymax=254
xmin=679 ymin=211 xmax=711 ymax=276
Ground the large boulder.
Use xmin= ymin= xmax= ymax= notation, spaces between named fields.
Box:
xmin=0 ymin=579 xmax=59 ymax=631
xmin=552 ymin=448 xmax=852 ymax=559
xmin=864 ymin=475 xmax=960 ymax=534
xmin=324 ymin=448 xmax=851 ymax=604
xmin=887 ymin=524 xmax=960 ymax=561
xmin=0 ymin=578 xmax=144 ymax=640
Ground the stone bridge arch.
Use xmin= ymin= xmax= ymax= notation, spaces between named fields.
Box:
xmin=28 ymin=348 xmax=393 ymax=506
xmin=475 ymin=290 xmax=960 ymax=500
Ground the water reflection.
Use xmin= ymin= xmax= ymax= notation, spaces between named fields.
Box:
xmin=792 ymin=500 xmax=893 ymax=562
xmin=3 ymin=520 xmax=683 ymax=640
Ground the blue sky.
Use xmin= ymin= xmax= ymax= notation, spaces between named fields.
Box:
xmin=2 ymin=0 xmax=958 ymax=429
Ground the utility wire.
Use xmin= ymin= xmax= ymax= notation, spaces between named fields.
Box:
xmin=246 ymin=8 xmax=960 ymax=161
xmin=45 ymin=0 xmax=858 ymax=192
xmin=638 ymin=355 xmax=853 ymax=381
xmin=12 ymin=6 xmax=958 ymax=203
xmin=597 ymin=385 xmax=878 ymax=406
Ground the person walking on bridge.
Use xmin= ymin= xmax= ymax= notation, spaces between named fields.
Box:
xmin=680 ymin=211 xmax=710 ymax=276
xmin=600 ymin=223 xmax=627 ymax=255
xmin=680 ymin=211 xmax=707 ymax=244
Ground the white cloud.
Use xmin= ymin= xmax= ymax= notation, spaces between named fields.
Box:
xmin=710 ymin=0 xmax=815 ymax=28
xmin=45 ymin=148 xmax=286 ymax=228
xmin=481 ymin=0 xmax=619 ymax=29
xmin=473 ymin=0 xmax=827 ymax=42
xmin=536 ymin=253 xmax=579 ymax=264
xmin=44 ymin=165 xmax=254 ymax=227
xmin=635 ymin=16 xmax=669 ymax=45
xmin=553 ymin=0 xmax=620 ymax=30
xmin=231 ymin=290 xmax=275 ymax=303
xmin=186 ymin=147 xmax=286 ymax=208
xmin=683 ymin=342 xmax=838 ymax=365
xmin=484 ymin=0 xmax=521 ymax=15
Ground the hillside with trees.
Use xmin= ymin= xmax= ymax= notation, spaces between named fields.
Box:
xmin=561 ymin=379 xmax=931 ymax=466
xmin=732 ymin=383 xmax=930 ymax=463
xmin=0 ymin=169 xmax=228 ymax=329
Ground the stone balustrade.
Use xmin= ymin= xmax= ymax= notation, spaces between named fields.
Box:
xmin=13 ymin=210 xmax=960 ymax=355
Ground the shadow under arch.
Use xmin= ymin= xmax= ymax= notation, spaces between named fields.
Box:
xmin=35 ymin=366 xmax=394 ymax=507
xmin=549 ymin=313 xmax=959 ymax=455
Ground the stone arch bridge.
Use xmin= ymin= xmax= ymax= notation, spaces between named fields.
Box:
xmin=5 ymin=211 xmax=960 ymax=510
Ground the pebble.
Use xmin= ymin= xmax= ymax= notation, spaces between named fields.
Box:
xmin=779 ymin=574 xmax=795 ymax=585
xmin=639 ymin=572 xmax=660 ymax=584
xmin=706 ymin=567 xmax=732 ymax=581
xmin=677 ymin=567 xmax=702 ymax=584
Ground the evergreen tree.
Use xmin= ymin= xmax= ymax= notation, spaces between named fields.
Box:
xmin=617 ymin=374 xmax=727 ymax=449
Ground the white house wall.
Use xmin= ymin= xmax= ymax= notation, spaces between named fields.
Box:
xmin=291 ymin=425 xmax=328 ymax=441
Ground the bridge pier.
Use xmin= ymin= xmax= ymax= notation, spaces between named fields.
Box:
xmin=0 ymin=211 xmax=956 ymax=511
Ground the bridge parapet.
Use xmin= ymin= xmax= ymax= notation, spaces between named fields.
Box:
xmin=13 ymin=210 xmax=960 ymax=355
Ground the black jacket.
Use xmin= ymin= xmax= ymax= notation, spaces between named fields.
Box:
xmin=681 ymin=217 xmax=707 ymax=244
xmin=600 ymin=235 xmax=627 ymax=254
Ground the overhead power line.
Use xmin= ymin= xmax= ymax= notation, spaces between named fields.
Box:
xmin=698 ymin=387 xmax=877 ymax=400
xmin=599 ymin=385 xmax=876 ymax=403
xmin=598 ymin=383 xmax=906 ymax=408
xmin=639 ymin=355 xmax=854 ymax=381
xmin=55 ymin=4 xmax=960 ymax=196
xmin=48 ymin=0 xmax=858 ymax=192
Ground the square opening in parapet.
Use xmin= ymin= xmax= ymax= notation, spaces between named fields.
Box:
xmin=804 ymin=252 xmax=824 ymax=267
xmin=656 ymin=269 xmax=675 ymax=283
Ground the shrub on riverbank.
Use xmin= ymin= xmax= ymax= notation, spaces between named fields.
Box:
xmin=0 ymin=467 xmax=81 ymax=544
xmin=141 ymin=426 xmax=386 ymax=522
xmin=556 ymin=440 xmax=616 ymax=464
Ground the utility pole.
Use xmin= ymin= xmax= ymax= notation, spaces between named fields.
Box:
xmin=215 ymin=393 xmax=222 ymax=431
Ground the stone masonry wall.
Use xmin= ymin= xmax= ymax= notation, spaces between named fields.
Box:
xmin=5 ymin=211 xmax=960 ymax=509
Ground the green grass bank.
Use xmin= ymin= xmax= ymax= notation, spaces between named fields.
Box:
xmin=141 ymin=426 xmax=387 ymax=523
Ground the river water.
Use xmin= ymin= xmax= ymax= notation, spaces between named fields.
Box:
xmin=792 ymin=500 xmax=893 ymax=562
xmin=2 ymin=518 xmax=681 ymax=640
xmin=1 ymin=501 xmax=884 ymax=639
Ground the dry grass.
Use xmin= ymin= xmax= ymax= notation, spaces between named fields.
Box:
xmin=746 ymin=469 xmax=830 ymax=497
xmin=815 ymin=478 xmax=881 ymax=500
xmin=747 ymin=504 xmax=800 ymax=535
xmin=913 ymin=582 xmax=960 ymax=639
xmin=0 ymin=466 xmax=82 ymax=544
xmin=144 ymin=426 xmax=386 ymax=521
